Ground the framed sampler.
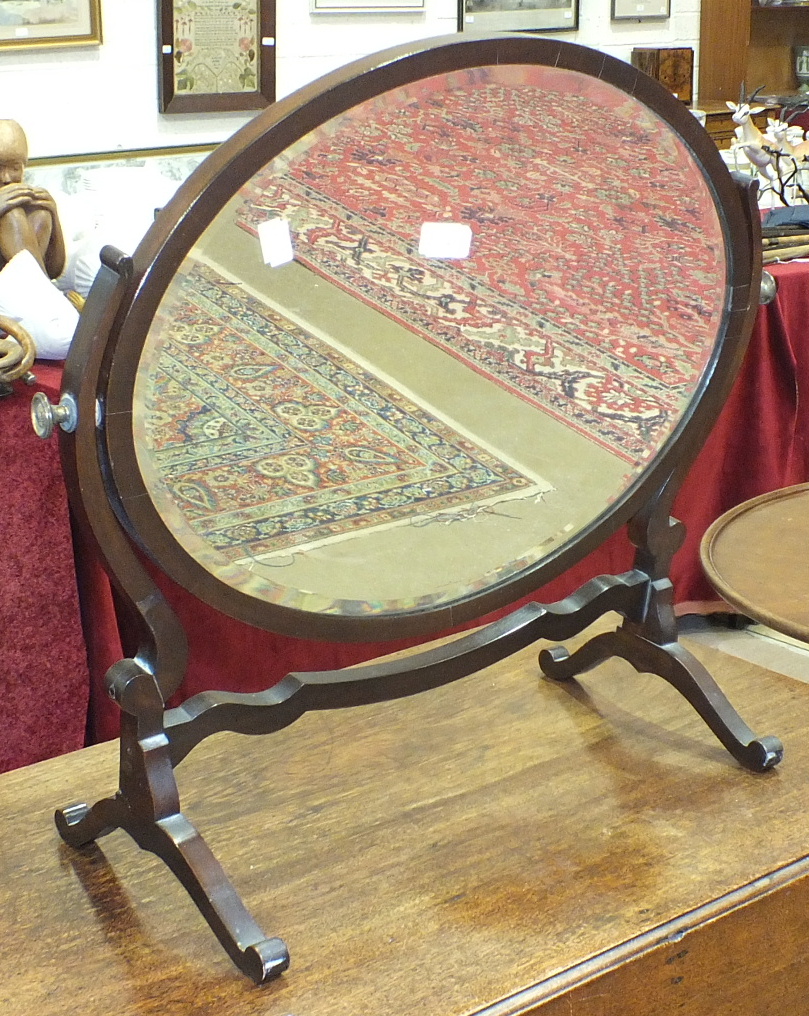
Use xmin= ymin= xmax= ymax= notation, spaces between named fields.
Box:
xmin=459 ymin=0 xmax=578 ymax=33
xmin=0 ymin=0 xmax=101 ymax=49
xmin=612 ymin=0 xmax=670 ymax=21
xmin=158 ymin=0 xmax=275 ymax=114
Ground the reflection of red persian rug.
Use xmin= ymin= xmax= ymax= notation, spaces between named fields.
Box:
xmin=236 ymin=64 xmax=726 ymax=464
xmin=137 ymin=261 xmax=545 ymax=563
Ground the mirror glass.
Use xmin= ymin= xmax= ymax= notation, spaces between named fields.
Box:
xmin=132 ymin=62 xmax=727 ymax=616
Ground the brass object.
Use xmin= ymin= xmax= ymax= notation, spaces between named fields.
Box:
xmin=64 ymin=290 xmax=86 ymax=313
xmin=0 ymin=314 xmax=36 ymax=385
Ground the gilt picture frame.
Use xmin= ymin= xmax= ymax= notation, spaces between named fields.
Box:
xmin=158 ymin=0 xmax=276 ymax=114
xmin=0 ymin=0 xmax=101 ymax=49
xmin=611 ymin=0 xmax=670 ymax=21
xmin=458 ymin=0 xmax=578 ymax=33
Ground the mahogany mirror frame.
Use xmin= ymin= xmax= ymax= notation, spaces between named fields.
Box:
xmin=106 ymin=32 xmax=757 ymax=644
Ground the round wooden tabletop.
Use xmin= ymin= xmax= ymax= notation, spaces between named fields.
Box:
xmin=701 ymin=483 xmax=809 ymax=644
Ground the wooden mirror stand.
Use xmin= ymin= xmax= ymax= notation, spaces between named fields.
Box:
xmin=34 ymin=36 xmax=783 ymax=983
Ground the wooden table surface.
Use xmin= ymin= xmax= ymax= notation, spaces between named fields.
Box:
xmin=3 ymin=621 xmax=809 ymax=1015
xmin=701 ymin=482 xmax=809 ymax=645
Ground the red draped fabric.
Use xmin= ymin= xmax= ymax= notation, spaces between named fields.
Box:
xmin=4 ymin=261 xmax=809 ymax=763
xmin=670 ymin=260 xmax=809 ymax=612
xmin=0 ymin=363 xmax=89 ymax=769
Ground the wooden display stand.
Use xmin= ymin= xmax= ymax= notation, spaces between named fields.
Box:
xmin=3 ymin=624 xmax=809 ymax=1014
xmin=699 ymin=0 xmax=809 ymax=104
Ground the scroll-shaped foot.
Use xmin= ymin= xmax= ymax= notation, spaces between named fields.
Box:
xmin=55 ymin=797 xmax=122 ymax=847
xmin=539 ymin=629 xmax=783 ymax=773
xmin=136 ymin=812 xmax=289 ymax=984
xmin=57 ymin=797 xmax=289 ymax=982
xmin=241 ymin=937 xmax=291 ymax=985
xmin=539 ymin=641 xmax=603 ymax=680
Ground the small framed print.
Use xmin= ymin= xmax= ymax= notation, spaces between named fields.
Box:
xmin=612 ymin=0 xmax=670 ymax=21
xmin=0 ymin=0 xmax=101 ymax=50
xmin=158 ymin=0 xmax=276 ymax=114
xmin=459 ymin=0 xmax=578 ymax=33
xmin=310 ymin=0 xmax=424 ymax=10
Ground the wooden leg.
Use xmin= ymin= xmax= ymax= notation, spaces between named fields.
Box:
xmin=539 ymin=627 xmax=783 ymax=773
xmin=55 ymin=662 xmax=290 ymax=984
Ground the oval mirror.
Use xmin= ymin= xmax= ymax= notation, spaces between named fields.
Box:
xmin=100 ymin=34 xmax=755 ymax=640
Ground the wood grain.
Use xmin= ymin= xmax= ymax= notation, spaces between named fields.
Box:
xmin=701 ymin=483 xmax=809 ymax=643
xmin=700 ymin=0 xmax=809 ymax=105
xmin=2 ymin=621 xmax=808 ymax=1015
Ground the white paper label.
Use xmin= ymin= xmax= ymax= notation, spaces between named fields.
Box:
xmin=257 ymin=219 xmax=294 ymax=268
xmin=418 ymin=222 xmax=473 ymax=260
xmin=14 ymin=27 xmax=29 ymax=37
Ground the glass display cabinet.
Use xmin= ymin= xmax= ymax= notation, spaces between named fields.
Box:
xmin=32 ymin=33 xmax=782 ymax=983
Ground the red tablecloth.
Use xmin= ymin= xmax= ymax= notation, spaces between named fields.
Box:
xmin=0 ymin=363 xmax=89 ymax=770
xmin=6 ymin=260 xmax=809 ymax=758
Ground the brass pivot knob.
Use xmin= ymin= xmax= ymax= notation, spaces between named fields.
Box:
xmin=31 ymin=390 xmax=78 ymax=438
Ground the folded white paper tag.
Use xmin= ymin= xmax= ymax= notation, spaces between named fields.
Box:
xmin=257 ymin=218 xmax=294 ymax=267
xmin=418 ymin=222 xmax=473 ymax=259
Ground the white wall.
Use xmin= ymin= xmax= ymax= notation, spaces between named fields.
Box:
xmin=1 ymin=0 xmax=701 ymax=161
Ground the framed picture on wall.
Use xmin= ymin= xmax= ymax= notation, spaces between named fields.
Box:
xmin=458 ymin=0 xmax=578 ymax=33
xmin=611 ymin=0 xmax=670 ymax=21
xmin=0 ymin=0 xmax=101 ymax=49
xmin=310 ymin=0 xmax=424 ymax=10
xmin=158 ymin=0 xmax=276 ymax=114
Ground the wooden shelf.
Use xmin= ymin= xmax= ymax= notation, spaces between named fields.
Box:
xmin=700 ymin=0 xmax=809 ymax=104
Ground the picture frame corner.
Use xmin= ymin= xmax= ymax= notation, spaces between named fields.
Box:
xmin=0 ymin=0 xmax=102 ymax=51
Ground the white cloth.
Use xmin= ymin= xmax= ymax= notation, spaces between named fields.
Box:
xmin=0 ymin=249 xmax=79 ymax=360
xmin=56 ymin=232 xmax=106 ymax=299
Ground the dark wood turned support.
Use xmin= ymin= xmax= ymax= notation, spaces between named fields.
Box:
xmin=56 ymin=662 xmax=290 ymax=984
xmin=539 ymin=629 xmax=783 ymax=772
xmin=538 ymin=481 xmax=783 ymax=773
